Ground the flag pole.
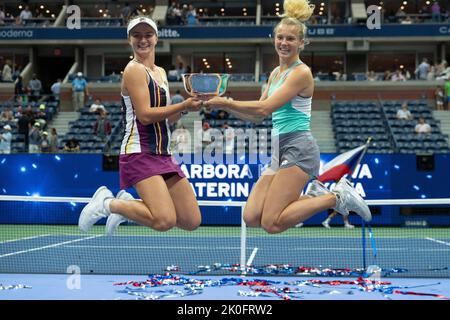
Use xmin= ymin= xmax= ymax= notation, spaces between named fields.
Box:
xmin=353 ymin=136 xmax=372 ymax=271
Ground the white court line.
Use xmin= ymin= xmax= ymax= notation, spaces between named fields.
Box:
xmin=63 ymin=245 xmax=240 ymax=250
xmin=0 ymin=234 xmax=51 ymax=244
xmin=425 ymin=237 xmax=450 ymax=247
xmin=0 ymin=235 xmax=102 ymax=258
xmin=62 ymin=245 xmax=449 ymax=252
xmin=291 ymin=247 xmax=449 ymax=252
xmin=246 ymin=247 xmax=258 ymax=266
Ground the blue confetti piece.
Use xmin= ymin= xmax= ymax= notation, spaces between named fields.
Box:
xmin=394 ymin=165 xmax=400 ymax=170
xmin=379 ymin=185 xmax=384 ymax=190
xmin=426 ymin=175 xmax=432 ymax=179
xmin=54 ymin=155 xmax=61 ymax=161
xmin=413 ymin=185 xmax=420 ymax=191
xmin=421 ymin=194 xmax=426 ymax=199
xmin=32 ymin=164 xmax=37 ymax=169
xmin=374 ymin=158 xmax=379 ymax=164
xmin=1 ymin=158 xmax=5 ymax=164
xmin=20 ymin=167 xmax=26 ymax=172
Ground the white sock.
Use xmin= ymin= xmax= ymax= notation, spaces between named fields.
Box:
xmin=103 ymin=197 xmax=114 ymax=215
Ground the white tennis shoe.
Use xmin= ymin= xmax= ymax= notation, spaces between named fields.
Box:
xmin=79 ymin=186 xmax=113 ymax=232
xmin=333 ymin=178 xmax=372 ymax=222
xmin=105 ymin=190 xmax=134 ymax=236
xmin=306 ymin=180 xmax=331 ymax=197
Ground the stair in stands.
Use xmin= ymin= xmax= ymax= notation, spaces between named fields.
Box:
xmin=433 ymin=111 xmax=450 ymax=148
xmin=311 ymin=110 xmax=336 ymax=153
xmin=47 ymin=111 xmax=79 ymax=136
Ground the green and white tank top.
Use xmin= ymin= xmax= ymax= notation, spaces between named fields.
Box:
xmin=268 ymin=60 xmax=312 ymax=135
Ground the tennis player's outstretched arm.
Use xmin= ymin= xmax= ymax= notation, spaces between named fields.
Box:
xmin=206 ymin=65 xmax=313 ymax=119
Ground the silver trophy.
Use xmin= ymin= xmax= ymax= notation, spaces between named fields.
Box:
xmin=182 ymin=73 xmax=230 ymax=97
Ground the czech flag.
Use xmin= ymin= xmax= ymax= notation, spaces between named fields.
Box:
xmin=317 ymin=144 xmax=368 ymax=183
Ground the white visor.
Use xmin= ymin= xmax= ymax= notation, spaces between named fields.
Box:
xmin=127 ymin=17 xmax=158 ymax=36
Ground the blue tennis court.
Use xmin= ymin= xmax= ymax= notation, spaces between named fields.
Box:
xmin=1 ymin=226 xmax=449 ymax=300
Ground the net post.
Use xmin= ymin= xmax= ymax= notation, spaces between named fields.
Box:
xmin=362 ymin=220 xmax=367 ymax=270
xmin=240 ymin=204 xmax=247 ymax=276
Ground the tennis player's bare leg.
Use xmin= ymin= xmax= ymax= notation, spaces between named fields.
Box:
xmin=243 ymin=170 xmax=275 ymax=227
xmin=165 ymin=174 xmax=201 ymax=231
xmin=261 ymin=166 xmax=337 ymax=234
xmin=109 ymin=175 xmax=177 ymax=231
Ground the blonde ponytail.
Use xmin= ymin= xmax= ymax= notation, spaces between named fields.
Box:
xmin=274 ymin=0 xmax=315 ymax=48
xmin=282 ymin=0 xmax=315 ymax=22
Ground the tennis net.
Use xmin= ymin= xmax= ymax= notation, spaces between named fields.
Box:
xmin=0 ymin=196 xmax=449 ymax=278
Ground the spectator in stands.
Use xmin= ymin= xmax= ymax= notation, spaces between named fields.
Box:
xmin=0 ymin=125 xmax=12 ymax=154
xmin=222 ymin=122 xmax=235 ymax=154
xmin=15 ymin=76 xmax=25 ymax=101
xmin=28 ymin=122 xmax=42 ymax=153
xmin=415 ymin=58 xmax=431 ymax=80
xmin=14 ymin=106 xmax=23 ymax=119
xmin=167 ymin=2 xmax=182 ymax=25
xmin=176 ymin=62 xmax=186 ymax=80
xmin=200 ymin=104 xmax=217 ymax=119
xmin=93 ymin=109 xmax=112 ymax=141
xmin=186 ymin=4 xmax=198 ymax=25
xmin=12 ymin=64 xmax=21 ymax=81
xmin=172 ymin=124 xmax=190 ymax=154
xmin=415 ymin=117 xmax=432 ymax=134
xmin=198 ymin=121 xmax=212 ymax=150
xmin=0 ymin=107 xmax=14 ymax=121
xmin=24 ymin=105 xmax=36 ymax=123
xmin=89 ymin=98 xmax=107 ymax=114
xmin=0 ymin=8 xmax=5 ymax=26
xmin=171 ymin=90 xmax=185 ymax=104
xmin=217 ymin=109 xmax=229 ymax=120
xmin=64 ymin=137 xmax=80 ymax=152
xmin=435 ymin=86 xmax=445 ymax=110
xmin=431 ymin=1 xmax=441 ymax=22
xmin=71 ymin=72 xmax=90 ymax=111
xmin=436 ymin=60 xmax=450 ymax=81
xmin=167 ymin=65 xmax=179 ymax=81
xmin=366 ymin=70 xmax=377 ymax=81
xmin=445 ymin=74 xmax=450 ymax=110
xmin=27 ymin=74 xmax=42 ymax=102
xmin=427 ymin=65 xmax=436 ymax=80
xmin=395 ymin=7 xmax=407 ymax=22
xmin=34 ymin=8 xmax=44 ymax=19
xmin=35 ymin=104 xmax=47 ymax=128
xmin=391 ymin=69 xmax=406 ymax=82
xmin=50 ymin=78 xmax=62 ymax=104
xmin=49 ymin=128 xmax=59 ymax=153
xmin=39 ymin=131 xmax=51 ymax=153
xmin=383 ymin=70 xmax=392 ymax=81
xmin=401 ymin=15 xmax=413 ymax=24
xmin=17 ymin=112 xmax=30 ymax=151
xmin=397 ymin=102 xmax=413 ymax=120
xmin=121 ymin=2 xmax=133 ymax=25
xmin=19 ymin=5 xmax=32 ymax=24
xmin=2 ymin=59 xmax=12 ymax=82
